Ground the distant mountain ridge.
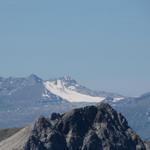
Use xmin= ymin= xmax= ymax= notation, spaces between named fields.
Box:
xmin=0 ymin=74 xmax=125 ymax=104
xmin=48 ymin=75 xmax=123 ymax=98
xmin=44 ymin=76 xmax=124 ymax=103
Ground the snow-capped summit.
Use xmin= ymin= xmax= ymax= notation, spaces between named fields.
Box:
xmin=44 ymin=76 xmax=124 ymax=103
xmin=44 ymin=81 xmax=105 ymax=103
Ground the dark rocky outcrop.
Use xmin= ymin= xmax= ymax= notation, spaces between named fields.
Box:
xmin=24 ymin=103 xmax=146 ymax=150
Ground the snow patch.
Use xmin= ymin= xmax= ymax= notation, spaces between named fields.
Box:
xmin=113 ymin=97 xmax=124 ymax=102
xmin=44 ymin=81 xmax=105 ymax=103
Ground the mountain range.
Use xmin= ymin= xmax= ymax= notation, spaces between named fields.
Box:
xmin=0 ymin=74 xmax=150 ymax=140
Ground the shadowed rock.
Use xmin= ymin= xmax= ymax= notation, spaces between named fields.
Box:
xmin=23 ymin=103 xmax=146 ymax=150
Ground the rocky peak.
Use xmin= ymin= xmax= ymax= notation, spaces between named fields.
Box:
xmin=24 ymin=103 xmax=146 ymax=150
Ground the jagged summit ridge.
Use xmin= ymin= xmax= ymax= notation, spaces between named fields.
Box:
xmin=23 ymin=103 xmax=146 ymax=150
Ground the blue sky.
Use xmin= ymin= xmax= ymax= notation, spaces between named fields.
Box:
xmin=0 ymin=0 xmax=150 ymax=96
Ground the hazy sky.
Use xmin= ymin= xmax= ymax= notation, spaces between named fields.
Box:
xmin=0 ymin=0 xmax=150 ymax=96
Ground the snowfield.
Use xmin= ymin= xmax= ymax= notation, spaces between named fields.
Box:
xmin=44 ymin=80 xmax=105 ymax=103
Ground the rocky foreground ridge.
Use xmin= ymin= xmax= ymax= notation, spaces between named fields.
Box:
xmin=0 ymin=103 xmax=147 ymax=150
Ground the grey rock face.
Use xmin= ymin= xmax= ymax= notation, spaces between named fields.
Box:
xmin=24 ymin=103 xmax=146 ymax=150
